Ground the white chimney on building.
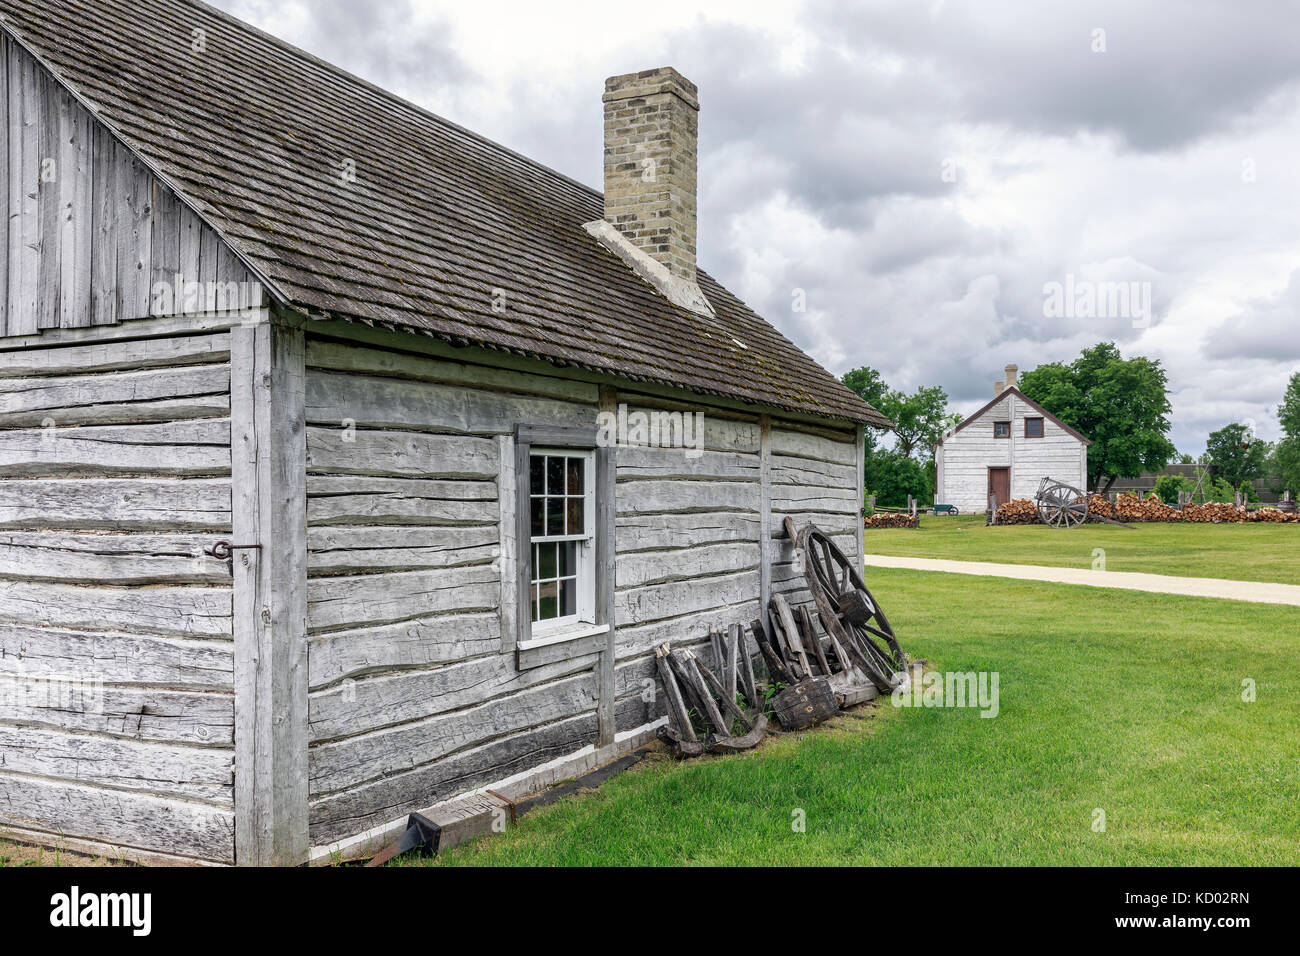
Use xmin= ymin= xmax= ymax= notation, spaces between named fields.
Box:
xmin=1004 ymin=364 xmax=1019 ymax=390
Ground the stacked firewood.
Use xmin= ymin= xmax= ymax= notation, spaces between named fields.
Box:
xmin=1247 ymin=507 xmax=1300 ymax=523
xmin=1183 ymin=501 xmax=1247 ymax=523
xmin=992 ymin=498 xmax=1039 ymax=524
xmin=1083 ymin=494 xmax=1115 ymax=518
xmin=654 ymin=629 xmax=767 ymax=757
xmin=1114 ymin=493 xmax=1183 ymax=522
xmin=864 ymin=512 xmax=918 ymax=529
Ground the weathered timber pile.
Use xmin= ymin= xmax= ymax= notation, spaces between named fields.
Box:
xmin=1084 ymin=494 xmax=1116 ymax=518
xmin=1114 ymin=493 xmax=1183 ymax=522
xmin=993 ymin=498 xmax=1039 ymax=524
xmin=1247 ymin=507 xmax=1300 ymax=523
xmin=1183 ymin=501 xmax=1247 ymax=523
xmin=658 ymin=519 xmax=911 ymax=755
xmin=654 ymin=635 xmax=767 ymax=757
xmin=864 ymin=512 xmax=918 ymax=529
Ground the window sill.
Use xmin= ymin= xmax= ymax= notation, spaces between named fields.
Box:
xmin=517 ymin=622 xmax=609 ymax=670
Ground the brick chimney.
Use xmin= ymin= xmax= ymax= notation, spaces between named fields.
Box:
xmin=602 ymin=67 xmax=699 ymax=281
xmin=995 ymin=380 xmax=1005 ymax=397
xmin=1004 ymin=364 xmax=1019 ymax=390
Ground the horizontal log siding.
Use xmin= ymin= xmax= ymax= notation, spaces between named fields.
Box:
xmin=0 ymin=328 xmax=235 ymax=863
xmin=768 ymin=424 xmax=861 ymax=616
xmin=303 ymin=340 xmax=610 ymax=846
xmin=611 ymin=399 xmax=763 ymax=732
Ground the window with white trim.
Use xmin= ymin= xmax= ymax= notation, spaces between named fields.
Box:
xmin=528 ymin=448 xmax=595 ymax=633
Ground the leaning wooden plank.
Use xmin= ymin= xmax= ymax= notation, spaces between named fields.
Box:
xmin=736 ymin=623 xmax=760 ymax=710
xmin=305 ymin=368 xmax=594 ymax=435
xmin=0 ymin=726 xmax=232 ymax=803
xmin=0 ymin=678 xmax=233 ymax=744
xmin=0 ymin=532 xmax=231 ymax=585
xmin=308 ymin=672 xmax=598 ymax=796
xmin=0 ymin=332 xmax=231 ymax=379
xmin=723 ymin=624 xmax=739 ymax=702
xmin=771 ymin=593 xmax=811 ymax=677
xmin=306 ymin=564 xmax=499 ymax=634
xmin=307 ymin=612 xmax=501 ymax=687
xmin=799 ymin=605 xmax=832 ymax=677
xmin=654 ymin=645 xmax=697 ymax=743
xmin=689 ymin=651 xmax=751 ymax=731
xmin=750 ymin=618 xmax=794 ymax=686
xmin=0 ymin=580 xmax=233 ymax=637
xmin=0 ymin=420 xmax=231 ymax=477
xmin=0 ymin=623 xmax=233 ymax=687
xmin=0 ymin=771 xmax=233 ymax=863
xmin=306 ymin=427 xmax=498 ymax=479
xmin=668 ymin=650 xmax=727 ymax=734
xmin=0 ymin=478 xmax=231 ymax=531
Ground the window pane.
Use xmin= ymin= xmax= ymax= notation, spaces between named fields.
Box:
xmin=559 ymin=541 xmax=576 ymax=577
xmin=537 ymin=541 xmax=557 ymax=580
xmin=567 ymin=457 xmax=584 ymax=495
xmin=538 ymin=583 xmax=557 ymax=621
xmin=530 ymin=582 xmax=540 ymax=623
xmin=546 ymin=496 xmax=565 ymax=535
xmin=566 ymin=496 xmax=584 ymax=535
xmin=530 ymin=455 xmax=544 ymax=495
xmin=558 ymin=577 xmax=576 ymax=617
xmin=546 ymin=456 xmax=563 ymax=495
xmin=530 ymin=497 xmax=544 ymax=536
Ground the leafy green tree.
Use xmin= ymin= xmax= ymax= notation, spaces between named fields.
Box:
xmin=1153 ymin=474 xmax=1191 ymax=505
xmin=1205 ymin=423 xmax=1268 ymax=488
xmin=842 ymin=367 xmax=958 ymax=462
xmin=1275 ymin=372 xmax=1300 ymax=496
xmin=867 ymin=455 xmax=930 ymax=508
xmin=1019 ymin=342 xmax=1176 ymax=494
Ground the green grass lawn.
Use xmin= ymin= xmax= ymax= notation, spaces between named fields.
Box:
xmin=413 ymin=568 xmax=1300 ymax=866
xmin=864 ymin=515 xmax=1300 ymax=586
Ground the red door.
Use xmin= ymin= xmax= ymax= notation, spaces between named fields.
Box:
xmin=988 ymin=467 xmax=1011 ymax=508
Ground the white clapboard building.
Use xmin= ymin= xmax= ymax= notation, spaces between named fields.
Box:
xmin=934 ymin=365 xmax=1090 ymax=514
xmin=0 ymin=1 xmax=890 ymax=865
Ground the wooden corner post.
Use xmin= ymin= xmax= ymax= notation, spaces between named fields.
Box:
xmin=231 ymin=315 xmax=308 ymax=866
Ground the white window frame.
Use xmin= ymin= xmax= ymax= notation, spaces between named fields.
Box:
xmin=527 ymin=447 xmax=596 ymax=637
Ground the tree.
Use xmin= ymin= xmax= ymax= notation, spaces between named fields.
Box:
xmin=1205 ymin=423 xmax=1268 ymax=489
xmin=1275 ymin=372 xmax=1300 ymax=496
xmin=1153 ymin=474 xmax=1191 ymax=505
xmin=1019 ymin=342 xmax=1176 ymax=494
xmin=866 ymin=455 xmax=930 ymax=508
xmin=876 ymin=385 xmax=962 ymax=460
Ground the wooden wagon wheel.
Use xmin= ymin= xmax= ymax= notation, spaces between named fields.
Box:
xmin=1035 ymin=478 xmax=1088 ymax=529
xmin=787 ymin=518 xmax=908 ymax=692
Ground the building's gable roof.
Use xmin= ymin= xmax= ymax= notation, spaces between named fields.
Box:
xmin=0 ymin=0 xmax=889 ymax=428
xmin=938 ymin=387 xmax=1092 ymax=446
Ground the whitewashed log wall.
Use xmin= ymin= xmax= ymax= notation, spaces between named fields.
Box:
xmin=935 ymin=392 xmax=1088 ymax=513
xmin=302 ymin=339 xmax=608 ymax=846
xmin=0 ymin=35 xmax=258 ymax=338
xmin=0 ymin=327 xmax=236 ymax=863
xmin=610 ymin=399 xmax=764 ymax=733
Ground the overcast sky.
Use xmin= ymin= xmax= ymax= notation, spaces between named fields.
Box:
xmin=212 ymin=0 xmax=1300 ymax=454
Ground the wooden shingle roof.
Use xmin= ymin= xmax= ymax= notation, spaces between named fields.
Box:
xmin=0 ymin=0 xmax=888 ymax=427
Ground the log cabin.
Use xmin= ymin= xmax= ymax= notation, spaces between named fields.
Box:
xmin=934 ymin=365 xmax=1090 ymax=514
xmin=0 ymin=0 xmax=888 ymax=865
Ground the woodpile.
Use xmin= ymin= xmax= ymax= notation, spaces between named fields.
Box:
xmin=1114 ymin=493 xmax=1182 ymax=522
xmin=1084 ymin=494 xmax=1115 ymax=518
xmin=864 ymin=512 xmax=918 ymax=528
xmin=1247 ymin=508 xmax=1300 ymax=523
xmin=992 ymin=498 xmax=1039 ymax=524
xmin=1183 ymin=501 xmax=1246 ymax=523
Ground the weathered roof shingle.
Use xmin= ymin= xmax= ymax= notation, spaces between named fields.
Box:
xmin=0 ymin=0 xmax=888 ymax=427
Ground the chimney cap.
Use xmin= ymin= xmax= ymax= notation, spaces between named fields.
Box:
xmin=603 ymin=67 xmax=699 ymax=109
